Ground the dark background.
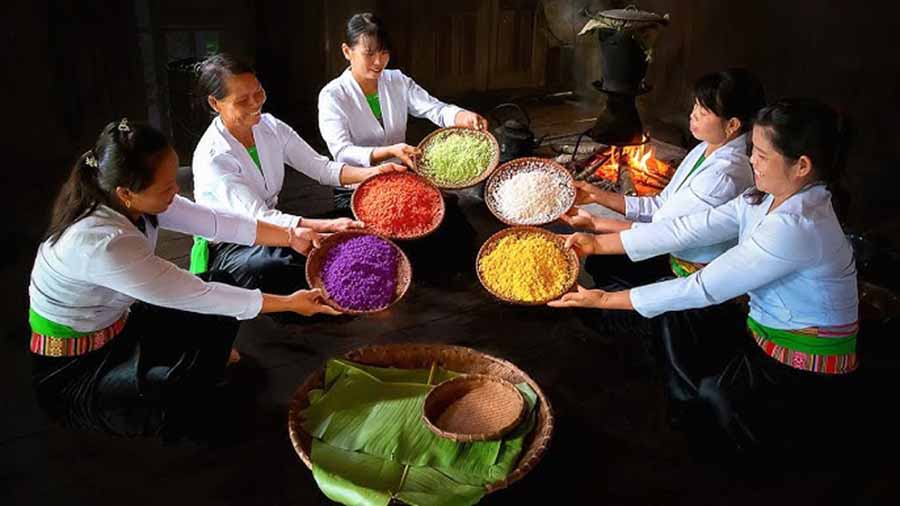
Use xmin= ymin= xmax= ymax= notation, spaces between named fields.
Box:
xmin=4 ymin=1 xmax=900 ymax=504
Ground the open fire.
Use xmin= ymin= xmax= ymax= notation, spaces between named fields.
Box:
xmin=570 ymin=140 xmax=675 ymax=196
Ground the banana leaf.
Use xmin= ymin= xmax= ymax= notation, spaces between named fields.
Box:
xmin=312 ymin=440 xmax=486 ymax=506
xmin=302 ymin=359 xmax=538 ymax=505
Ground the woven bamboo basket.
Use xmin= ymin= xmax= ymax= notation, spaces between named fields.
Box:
xmin=350 ymin=172 xmax=446 ymax=240
xmin=288 ymin=344 xmax=554 ymax=495
xmin=304 ymin=231 xmax=412 ymax=314
xmin=476 ymin=226 xmax=579 ymax=306
xmin=414 ymin=127 xmax=500 ymax=189
xmin=484 ymin=157 xmax=576 ymax=226
xmin=423 ymin=374 xmax=526 ymax=442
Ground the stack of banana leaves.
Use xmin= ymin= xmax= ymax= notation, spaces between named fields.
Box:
xmin=301 ymin=359 xmax=538 ymax=506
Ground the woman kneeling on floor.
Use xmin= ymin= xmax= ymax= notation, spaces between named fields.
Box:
xmin=550 ymin=99 xmax=860 ymax=462
xmin=29 ymin=119 xmax=340 ymax=443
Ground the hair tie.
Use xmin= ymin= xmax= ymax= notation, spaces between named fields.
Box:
xmin=84 ymin=151 xmax=99 ymax=168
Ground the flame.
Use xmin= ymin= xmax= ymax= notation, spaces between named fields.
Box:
xmin=588 ymin=142 xmax=674 ymax=196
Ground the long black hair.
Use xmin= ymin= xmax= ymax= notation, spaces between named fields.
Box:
xmin=745 ymin=98 xmax=853 ymax=216
xmin=195 ymin=53 xmax=255 ymax=112
xmin=693 ymin=68 xmax=766 ymax=134
xmin=45 ymin=119 xmax=169 ymax=244
xmin=345 ymin=13 xmax=392 ymax=52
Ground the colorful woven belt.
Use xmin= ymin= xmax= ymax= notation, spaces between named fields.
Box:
xmin=669 ymin=255 xmax=706 ymax=278
xmin=747 ymin=317 xmax=858 ymax=375
xmin=30 ymin=313 xmax=128 ymax=357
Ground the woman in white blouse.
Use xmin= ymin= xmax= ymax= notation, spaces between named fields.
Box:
xmin=564 ymin=69 xmax=765 ymax=289
xmin=191 ymin=53 xmax=405 ymax=292
xmin=318 ymin=12 xmax=487 ymax=210
xmin=30 ymin=120 xmax=339 ymax=442
xmin=551 ymin=99 xmax=859 ymax=460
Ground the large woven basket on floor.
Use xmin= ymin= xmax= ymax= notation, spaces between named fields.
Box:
xmin=414 ymin=127 xmax=500 ymax=189
xmin=288 ymin=344 xmax=554 ymax=495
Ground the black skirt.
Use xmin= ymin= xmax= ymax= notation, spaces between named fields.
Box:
xmin=31 ymin=271 xmax=242 ymax=443
xmin=660 ymin=308 xmax=862 ymax=463
xmin=209 ymin=242 xmax=309 ymax=295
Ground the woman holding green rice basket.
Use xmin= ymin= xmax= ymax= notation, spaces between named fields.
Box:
xmin=318 ymin=12 xmax=488 ymax=284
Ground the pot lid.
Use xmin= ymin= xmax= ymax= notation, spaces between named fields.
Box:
xmin=579 ymin=6 xmax=669 ymax=37
xmin=595 ymin=7 xmax=668 ymax=24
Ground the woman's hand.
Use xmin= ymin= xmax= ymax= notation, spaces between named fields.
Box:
xmin=454 ymin=110 xmax=489 ymax=131
xmin=559 ymin=207 xmax=631 ymax=233
xmin=562 ymin=230 xmax=627 ymax=257
xmin=373 ymin=162 xmax=407 ymax=176
xmin=286 ymin=288 xmax=342 ymax=316
xmin=320 ymin=218 xmax=364 ymax=233
xmin=288 ymin=227 xmax=322 ymax=255
xmin=558 ymin=207 xmax=597 ymax=230
xmin=573 ymin=180 xmax=601 ymax=205
xmin=389 ymin=143 xmax=420 ymax=167
xmin=561 ymin=232 xmax=600 ymax=257
xmin=339 ymin=162 xmax=406 ymax=185
xmin=547 ymin=285 xmax=610 ymax=309
xmin=298 ymin=218 xmax=364 ymax=234
xmin=573 ymin=180 xmax=627 ymax=214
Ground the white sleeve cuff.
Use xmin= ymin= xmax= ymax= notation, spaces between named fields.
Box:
xmin=258 ymin=212 xmax=301 ymax=230
xmin=337 ymin=146 xmax=375 ymax=168
xmin=238 ymin=289 xmax=264 ymax=320
xmin=620 ymin=228 xmax=651 ymax=262
xmin=441 ymin=106 xmax=464 ymax=128
xmin=623 ymin=195 xmax=642 ymax=222
xmin=211 ymin=209 xmax=258 ymax=245
xmin=321 ymin=161 xmax=345 ymax=187
xmin=629 ymin=285 xmax=665 ymax=318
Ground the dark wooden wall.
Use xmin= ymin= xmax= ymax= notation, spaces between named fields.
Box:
xmin=5 ymin=1 xmax=151 ymax=331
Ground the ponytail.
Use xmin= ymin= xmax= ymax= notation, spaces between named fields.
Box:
xmin=46 ymin=151 xmax=105 ymax=243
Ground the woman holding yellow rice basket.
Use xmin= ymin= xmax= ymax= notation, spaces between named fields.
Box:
xmin=549 ymin=99 xmax=860 ymax=462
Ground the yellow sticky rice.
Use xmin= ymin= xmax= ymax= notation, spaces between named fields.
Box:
xmin=478 ymin=232 xmax=572 ymax=302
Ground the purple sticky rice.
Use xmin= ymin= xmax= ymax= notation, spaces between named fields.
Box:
xmin=321 ymin=235 xmax=399 ymax=311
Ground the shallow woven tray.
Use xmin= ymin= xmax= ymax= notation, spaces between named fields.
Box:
xmin=484 ymin=157 xmax=576 ymax=226
xmin=350 ymin=172 xmax=446 ymax=240
xmin=288 ymin=344 xmax=554 ymax=495
xmin=414 ymin=127 xmax=500 ymax=189
xmin=304 ymin=231 xmax=412 ymax=314
xmin=423 ymin=374 xmax=526 ymax=442
xmin=476 ymin=226 xmax=579 ymax=306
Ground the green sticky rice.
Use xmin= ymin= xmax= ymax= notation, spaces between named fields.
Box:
xmin=421 ymin=132 xmax=493 ymax=185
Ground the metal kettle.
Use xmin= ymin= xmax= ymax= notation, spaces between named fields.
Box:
xmin=490 ymin=103 xmax=541 ymax=162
